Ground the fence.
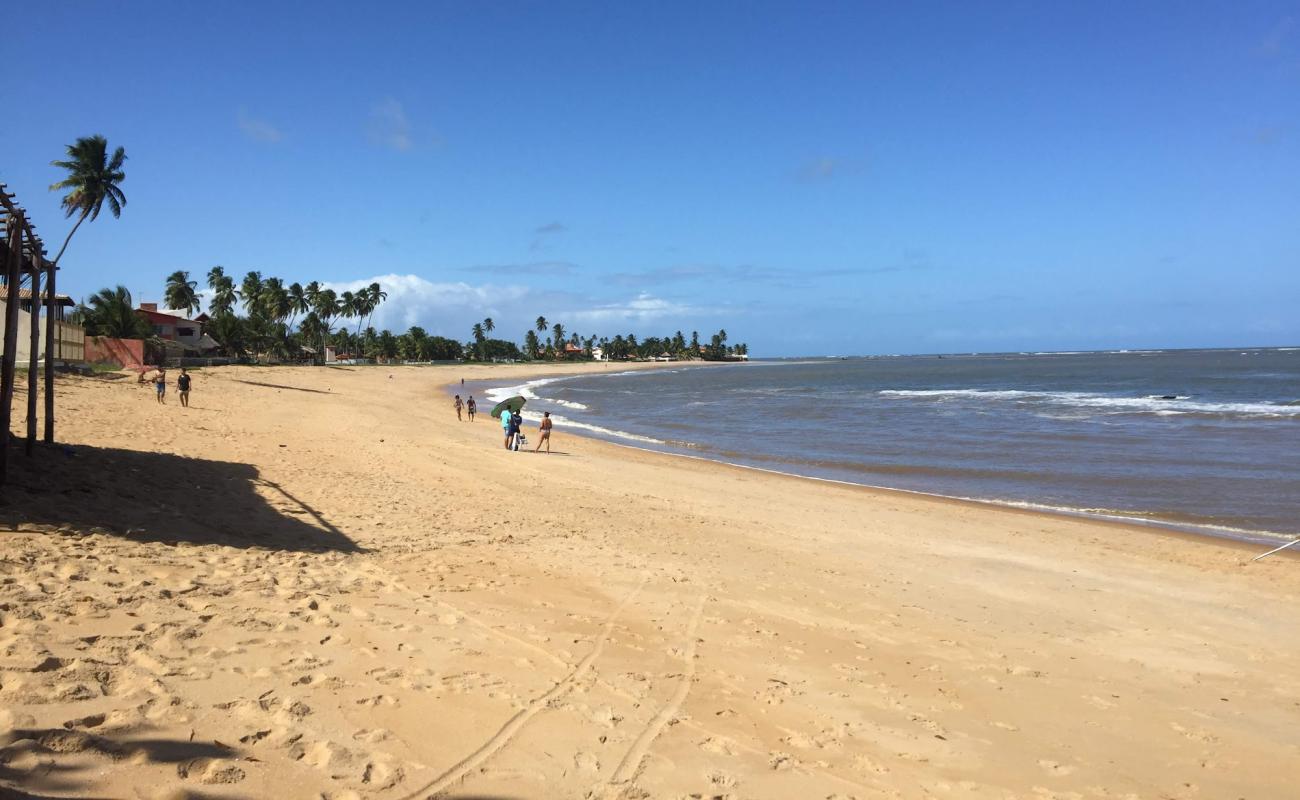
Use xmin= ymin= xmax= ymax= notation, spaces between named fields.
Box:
xmin=0 ymin=299 xmax=85 ymax=363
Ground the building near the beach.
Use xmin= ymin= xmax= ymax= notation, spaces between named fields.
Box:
xmin=136 ymin=303 xmax=219 ymax=353
xmin=13 ymin=287 xmax=76 ymax=320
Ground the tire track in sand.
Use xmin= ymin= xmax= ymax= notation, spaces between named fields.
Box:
xmin=590 ymin=592 xmax=707 ymax=800
xmin=398 ymin=575 xmax=648 ymax=800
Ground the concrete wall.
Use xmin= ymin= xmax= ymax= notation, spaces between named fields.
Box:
xmin=84 ymin=336 xmax=145 ymax=369
xmin=0 ymin=300 xmax=85 ymax=363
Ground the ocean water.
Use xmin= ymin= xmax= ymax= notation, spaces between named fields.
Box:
xmin=481 ymin=348 xmax=1300 ymax=543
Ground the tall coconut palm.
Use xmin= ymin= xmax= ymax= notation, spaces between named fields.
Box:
xmin=48 ymin=135 xmax=128 ymax=266
xmin=286 ymin=282 xmax=308 ymax=329
xmin=535 ymin=316 xmax=548 ymax=334
xmin=239 ymin=271 xmax=264 ymax=314
xmin=352 ymin=290 xmax=373 ymax=340
xmin=313 ymin=288 xmax=339 ymax=361
xmin=261 ymin=277 xmax=290 ymax=322
xmin=209 ymin=274 xmax=237 ymax=315
xmin=304 ymin=281 xmax=321 ymax=310
xmin=363 ymin=282 xmax=387 ymax=330
xmin=551 ymin=323 xmax=565 ymax=357
xmin=338 ymin=291 xmax=359 ymax=345
xmin=164 ymin=270 xmax=201 ymax=316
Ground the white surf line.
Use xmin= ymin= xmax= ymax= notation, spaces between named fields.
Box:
xmin=593 ymin=592 xmax=707 ymax=799
xmin=399 ymin=575 xmax=648 ymax=800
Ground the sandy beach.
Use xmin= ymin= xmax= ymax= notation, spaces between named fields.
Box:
xmin=1 ymin=362 xmax=1297 ymax=800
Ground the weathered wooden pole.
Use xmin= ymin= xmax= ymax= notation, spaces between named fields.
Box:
xmin=42 ymin=251 xmax=55 ymax=442
xmin=1 ymin=217 xmax=24 ymax=485
xmin=26 ymin=246 xmax=40 ymax=456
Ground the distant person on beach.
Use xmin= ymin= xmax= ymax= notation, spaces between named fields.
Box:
xmin=153 ymin=369 xmax=166 ymax=404
xmin=501 ymin=407 xmax=514 ymax=449
xmin=535 ymin=411 xmax=553 ymax=453
xmin=454 ymin=394 xmax=464 ymax=421
xmin=509 ymin=409 xmax=523 ymax=450
xmin=177 ymin=368 xmax=192 ymax=408
xmin=466 ymin=396 xmax=476 ymax=421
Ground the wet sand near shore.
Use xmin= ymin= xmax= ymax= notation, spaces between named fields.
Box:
xmin=1 ymin=363 xmax=1297 ymax=799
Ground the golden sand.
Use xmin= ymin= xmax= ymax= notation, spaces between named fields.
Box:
xmin=1 ymin=363 xmax=1296 ymax=799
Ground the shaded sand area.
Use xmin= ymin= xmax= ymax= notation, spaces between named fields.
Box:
xmin=1 ymin=363 xmax=1297 ymax=799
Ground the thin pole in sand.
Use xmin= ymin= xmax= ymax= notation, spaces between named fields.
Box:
xmin=42 ymin=249 xmax=55 ymax=442
xmin=1253 ymin=539 xmax=1300 ymax=562
xmin=25 ymin=247 xmax=40 ymax=456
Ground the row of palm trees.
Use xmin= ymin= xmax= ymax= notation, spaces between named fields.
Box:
xmin=502 ymin=317 xmax=747 ymax=362
xmin=159 ymin=268 xmax=387 ymax=361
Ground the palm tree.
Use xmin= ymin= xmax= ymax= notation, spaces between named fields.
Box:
xmin=314 ymin=288 xmax=341 ymax=358
xmin=207 ymin=266 xmax=226 ymax=290
xmin=210 ymin=274 xmax=237 ymax=316
xmin=339 ymin=290 xmax=358 ymax=339
xmin=286 ymin=282 xmax=308 ymax=329
xmin=552 ymin=323 xmax=565 ymax=358
xmin=164 ymin=270 xmax=201 ymax=316
xmin=206 ymin=312 xmax=247 ymax=356
xmin=364 ymin=282 xmax=387 ymax=330
xmin=48 ymin=135 xmax=128 ymax=266
xmin=261 ymin=276 xmax=289 ymax=322
xmin=484 ymin=317 xmax=494 ymax=336
xmin=535 ymin=316 xmax=548 ymax=334
xmin=304 ymin=281 xmax=321 ymax=310
xmin=81 ymin=286 xmax=151 ymax=338
xmin=352 ymin=290 xmax=372 ymax=341
xmin=239 ymin=271 xmax=264 ymax=314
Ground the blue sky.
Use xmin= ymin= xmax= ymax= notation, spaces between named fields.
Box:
xmin=5 ymin=1 xmax=1298 ymax=356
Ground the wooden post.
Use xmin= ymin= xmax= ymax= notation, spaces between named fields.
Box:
xmin=26 ymin=247 xmax=40 ymax=455
xmin=42 ymin=251 xmax=54 ymax=442
xmin=1 ymin=218 xmax=24 ymax=485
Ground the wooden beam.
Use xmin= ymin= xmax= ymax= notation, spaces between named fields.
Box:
xmin=42 ymin=250 xmax=54 ymax=443
xmin=25 ymin=243 xmax=39 ymax=456
xmin=0 ymin=218 xmax=24 ymax=486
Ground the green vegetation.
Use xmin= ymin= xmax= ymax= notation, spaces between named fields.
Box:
xmin=77 ymin=286 xmax=151 ymax=338
xmin=48 ymin=135 xmax=127 ymax=265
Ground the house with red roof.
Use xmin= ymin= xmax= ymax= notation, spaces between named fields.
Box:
xmin=136 ymin=303 xmax=218 ymax=353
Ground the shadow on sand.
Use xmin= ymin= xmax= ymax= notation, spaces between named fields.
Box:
xmin=229 ymin=378 xmax=335 ymax=394
xmin=0 ymin=441 xmax=360 ymax=553
xmin=0 ymin=728 xmax=238 ymax=799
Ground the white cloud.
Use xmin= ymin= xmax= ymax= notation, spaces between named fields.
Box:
xmin=322 ymin=273 xmax=526 ymax=337
xmin=367 ymin=98 xmax=413 ymax=151
xmin=559 ymin=292 xmax=716 ymax=324
xmin=237 ymin=109 xmax=283 ymax=143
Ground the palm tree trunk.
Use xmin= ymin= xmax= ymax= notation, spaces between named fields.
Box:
xmin=49 ymin=209 xmax=89 ymax=267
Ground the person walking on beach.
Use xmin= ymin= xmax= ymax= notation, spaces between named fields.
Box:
xmin=501 ymin=406 xmax=515 ymax=449
xmin=453 ymin=394 xmax=464 ymax=421
xmin=509 ymin=409 xmax=523 ymax=451
xmin=466 ymin=396 xmax=476 ymax=421
xmin=177 ymin=368 xmax=192 ymax=408
xmin=535 ymin=411 xmax=553 ymax=453
xmin=153 ymin=368 xmax=167 ymax=404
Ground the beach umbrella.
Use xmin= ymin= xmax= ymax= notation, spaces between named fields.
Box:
xmin=491 ymin=395 xmax=526 ymax=419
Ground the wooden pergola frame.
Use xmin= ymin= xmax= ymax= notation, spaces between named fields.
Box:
xmin=0 ymin=183 xmax=59 ymax=487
